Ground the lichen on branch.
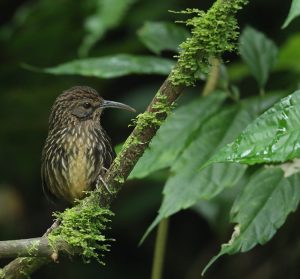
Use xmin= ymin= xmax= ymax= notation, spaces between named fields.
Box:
xmin=170 ymin=0 xmax=248 ymax=86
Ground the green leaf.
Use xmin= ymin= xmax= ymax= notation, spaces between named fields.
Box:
xmin=282 ymin=0 xmax=300 ymax=29
xmin=207 ymin=90 xmax=300 ymax=166
xmin=27 ymin=54 xmax=175 ymax=78
xmin=158 ymin=108 xmax=248 ymax=205
xmin=79 ymin=0 xmax=138 ymax=57
xmin=141 ymin=107 xmax=252 ymax=241
xmin=277 ymin=33 xmax=300 ymax=72
xmin=239 ymin=26 xmax=278 ymax=89
xmin=130 ymin=93 xmax=227 ymax=179
xmin=137 ymin=21 xmax=189 ymax=54
xmin=231 ymin=33 xmax=300 ymax=80
xmin=140 ymin=93 xmax=285 ymax=242
xmin=227 ymin=62 xmax=249 ymax=82
xmin=192 ymin=174 xmax=250 ymax=233
xmin=203 ymin=168 xmax=300 ymax=274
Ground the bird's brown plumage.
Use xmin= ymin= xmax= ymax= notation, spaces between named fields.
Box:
xmin=41 ymin=86 xmax=134 ymax=203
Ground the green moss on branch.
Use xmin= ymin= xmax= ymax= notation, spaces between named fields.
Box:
xmin=134 ymin=92 xmax=175 ymax=129
xmin=0 ymin=1 xmax=249 ymax=278
xmin=48 ymin=201 xmax=113 ymax=264
xmin=170 ymin=0 xmax=248 ymax=86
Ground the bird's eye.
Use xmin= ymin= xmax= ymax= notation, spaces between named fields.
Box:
xmin=82 ymin=102 xmax=92 ymax=109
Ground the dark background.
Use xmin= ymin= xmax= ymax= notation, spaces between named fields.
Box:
xmin=1 ymin=0 xmax=300 ymax=278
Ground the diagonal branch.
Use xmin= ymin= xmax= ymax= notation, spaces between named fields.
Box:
xmin=0 ymin=75 xmax=184 ymax=279
xmin=0 ymin=1 xmax=248 ymax=277
xmin=100 ymin=78 xmax=183 ymax=206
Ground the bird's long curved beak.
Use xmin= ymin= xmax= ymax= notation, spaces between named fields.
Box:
xmin=101 ymin=100 xmax=136 ymax=112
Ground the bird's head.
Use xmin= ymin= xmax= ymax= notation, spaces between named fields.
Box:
xmin=49 ymin=86 xmax=135 ymax=128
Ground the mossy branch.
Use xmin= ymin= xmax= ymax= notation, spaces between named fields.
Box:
xmin=170 ymin=0 xmax=248 ymax=86
xmin=0 ymin=0 xmax=248 ymax=278
xmin=0 ymin=238 xmax=67 ymax=258
xmin=0 ymin=72 xmax=184 ymax=279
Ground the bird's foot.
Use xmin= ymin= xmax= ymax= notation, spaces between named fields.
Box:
xmin=96 ymin=175 xmax=112 ymax=194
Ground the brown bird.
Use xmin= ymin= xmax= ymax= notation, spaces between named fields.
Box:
xmin=41 ymin=86 xmax=135 ymax=204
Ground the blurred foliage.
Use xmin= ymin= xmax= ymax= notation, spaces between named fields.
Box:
xmin=137 ymin=21 xmax=189 ymax=54
xmin=282 ymin=0 xmax=300 ymax=29
xmin=78 ymin=0 xmax=139 ymax=57
xmin=277 ymin=33 xmax=300 ymax=72
xmin=2 ymin=0 xmax=300 ymax=278
xmin=28 ymin=54 xmax=175 ymax=78
xmin=239 ymin=26 xmax=278 ymax=92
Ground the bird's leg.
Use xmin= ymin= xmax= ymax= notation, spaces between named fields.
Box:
xmin=95 ymin=173 xmax=112 ymax=194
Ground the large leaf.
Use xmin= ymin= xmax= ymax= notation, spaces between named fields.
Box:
xmin=28 ymin=54 xmax=175 ymax=78
xmin=79 ymin=0 xmax=138 ymax=57
xmin=192 ymin=174 xmax=250 ymax=233
xmin=130 ymin=93 xmax=227 ymax=179
xmin=206 ymin=90 xmax=300 ymax=166
xmin=152 ymin=107 xmax=249 ymax=216
xmin=137 ymin=21 xmax=189 ymax=54
xmin=282 ymin=0 xmax=300 ymax=29
xmin=239 ymin=26 xmax=278 ymax=89
xmin=203 ymin=168 xmax=300 ymax=274
xmin=140 ymin=94 xmax=284 ymax=242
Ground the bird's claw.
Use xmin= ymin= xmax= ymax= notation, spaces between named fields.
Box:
xmin=96 ymin=175 xmax=112 ymax=194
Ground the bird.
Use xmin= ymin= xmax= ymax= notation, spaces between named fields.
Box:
xmin=41 ymin=86 xmax=135 ymax=204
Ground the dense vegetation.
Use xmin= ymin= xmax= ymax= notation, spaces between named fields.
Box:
xmin=1 ymin=0 xmax=300 ymax=278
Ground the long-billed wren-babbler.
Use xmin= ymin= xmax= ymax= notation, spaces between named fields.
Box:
xmin=41 ymin=86 xmax=135 ymax=203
